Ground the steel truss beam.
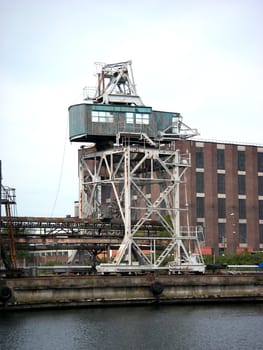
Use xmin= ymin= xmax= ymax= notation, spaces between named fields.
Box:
xmin=85 ymin=61 xmax=144 ymax=106
xmin=79 ymin=142 xmax=205 ymax=273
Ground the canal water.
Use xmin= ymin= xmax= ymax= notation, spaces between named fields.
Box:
xmin=0 ymin=303 xmax=262 ymax=350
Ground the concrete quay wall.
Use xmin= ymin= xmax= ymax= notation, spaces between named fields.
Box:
xmin=1 ymin=274 xmax=263 ymax=310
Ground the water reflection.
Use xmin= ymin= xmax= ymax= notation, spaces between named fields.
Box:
xmin=0 ymin=304 xmax=262 ymax=350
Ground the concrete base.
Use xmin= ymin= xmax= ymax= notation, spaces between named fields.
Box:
xmin=1 ymin=274 xmax=263 ymax=310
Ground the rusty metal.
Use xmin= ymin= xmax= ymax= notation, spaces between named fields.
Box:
xmin=0 ymin=182 xmax=17 ymax=270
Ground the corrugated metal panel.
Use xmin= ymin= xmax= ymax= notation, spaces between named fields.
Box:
xmin=69 ymin=104 xmax=89 ymax=139
xmin=69 ymin=103 xmax=180 ymax=143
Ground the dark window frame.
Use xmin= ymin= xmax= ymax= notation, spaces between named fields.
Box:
xmin=196 ymin=147 xmax=204 ymax=168
xmin=217 ymin=149 xmax=225 ymax=170
xmin=259 ymin=200 xmax=263 ymax=220
xmin=239 ymin=223 xmax=247 ymax=243
xmin=238 ymin=199 xmax=246 ymax=219
xmin=218 ymin=198 xmax=226 ymax=218
xmin=258 ymin=176 xmax=263 ymax=196
xmin=218 ymin=223 xmax=226 ymax=243
xmin=259 ymin=224 xmax=263 ymax=244
xmin=238 ymin=151 xmax=246 ymax=171
xmin=258 ymin=153 xmax=263 ymax=172
xmin=196 ymin=172 xmax=204 ymax=193
xmin=238 ymin=175 xmax=246 ymax=195
xmin=217 ymin=174 xmax=225 ymax=194
xmin=196 ymin=197 xmax=205 ymax=218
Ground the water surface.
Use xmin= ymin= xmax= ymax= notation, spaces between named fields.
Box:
xmin=0 ymin=303 xmax=262 ymax=350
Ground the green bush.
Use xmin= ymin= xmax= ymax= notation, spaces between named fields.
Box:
xmin=204 ymin=252 xmax=263 ymax=265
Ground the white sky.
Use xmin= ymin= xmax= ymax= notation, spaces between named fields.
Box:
xmin=0 ymin=0 xmax=262 ymax=217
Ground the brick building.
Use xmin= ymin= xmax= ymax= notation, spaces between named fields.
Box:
xmin=77 ymin=139 xmax=263 ymax=255
xmin=176 ymin=139 xmax=263 ymax=254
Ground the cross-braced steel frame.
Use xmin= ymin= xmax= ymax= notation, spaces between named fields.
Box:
xmin=78 ymin=138 xmax=205 ymax=274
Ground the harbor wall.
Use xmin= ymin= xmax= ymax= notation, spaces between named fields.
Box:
xmin=1 ymin=274 xmax=263 ymax=310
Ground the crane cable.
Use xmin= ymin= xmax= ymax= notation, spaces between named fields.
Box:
xmin=50 ymin=120 xmax=68 ymax=217
xmin=50 ymin=93 xmax=82 ymax=217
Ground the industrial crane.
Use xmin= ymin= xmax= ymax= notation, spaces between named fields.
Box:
xmin=0 ymin=160 xmax=18 ymax=276
xmin=69 ymin=61 xmax=205 ymax=274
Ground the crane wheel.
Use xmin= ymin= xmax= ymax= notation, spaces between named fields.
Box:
xmin=0 ymin=286 xmax=12 ymax=301
xmin=150 ymin=281 xmax=164 ymax=295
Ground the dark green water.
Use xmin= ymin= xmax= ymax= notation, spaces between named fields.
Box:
xmin=0 ymin=303 xmax=262 ymax=350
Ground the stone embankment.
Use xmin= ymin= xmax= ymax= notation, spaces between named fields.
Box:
xmin=1 ymin=274 xmax=263 ymax=310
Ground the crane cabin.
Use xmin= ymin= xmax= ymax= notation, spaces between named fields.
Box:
xmin=68 ymin=103 xmax=189 ymax=148
xmin=68 ymin=61 xmax=198 ymax=149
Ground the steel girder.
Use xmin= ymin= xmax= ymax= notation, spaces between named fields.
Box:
xmin=78 ymin=144 xmax=205 ymax=273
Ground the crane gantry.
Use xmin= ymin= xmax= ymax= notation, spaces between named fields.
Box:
xmin=69 ymin=61 xmax=205 ymax=274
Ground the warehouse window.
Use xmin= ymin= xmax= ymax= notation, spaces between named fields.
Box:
xmin=196 ymin=197 xmax=205 ymax=218
xmin=196 ymin=172 xmax=204 ymax=193
xmin=217 ymin=174 xmax=225 ymax=194
xmin=218 ymin=223 xmax=226 ymax=243
xmin=259 ymin=224 xmax=263 ymax=244
xmin=239 ymin=223 xmax=247 ymax=243
xmin=135 ymin=113 xmax=149 ymax=125
xmin=197 ymin=224 xmax=205 ymax=243
xmin=238 ymin=175 xmax=246 ymax=195
xmin=92 ymin=111 xmax=113 ymax=123
xmin=258 ymin=153 xmax=263 ymax=172
xmin=238 ymin=199 xmax=246 ymax=219
xmin=217 ymin=149 xmax=225 ymax=170
xmin=218 ymin=198 xmax=226 ymax=218
xmin=258 ymin=176 xmax=263 ymax=196
xmin=238 ymin=151 xmax=246 ymax=171
xmin=196 ymin=148 xmax=204 ymax=168
xmin=259 ymin=200 xmax=263 ymax=220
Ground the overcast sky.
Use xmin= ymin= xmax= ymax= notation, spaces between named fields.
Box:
xmin=1 ymin=0 xmax=262 ymax=217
